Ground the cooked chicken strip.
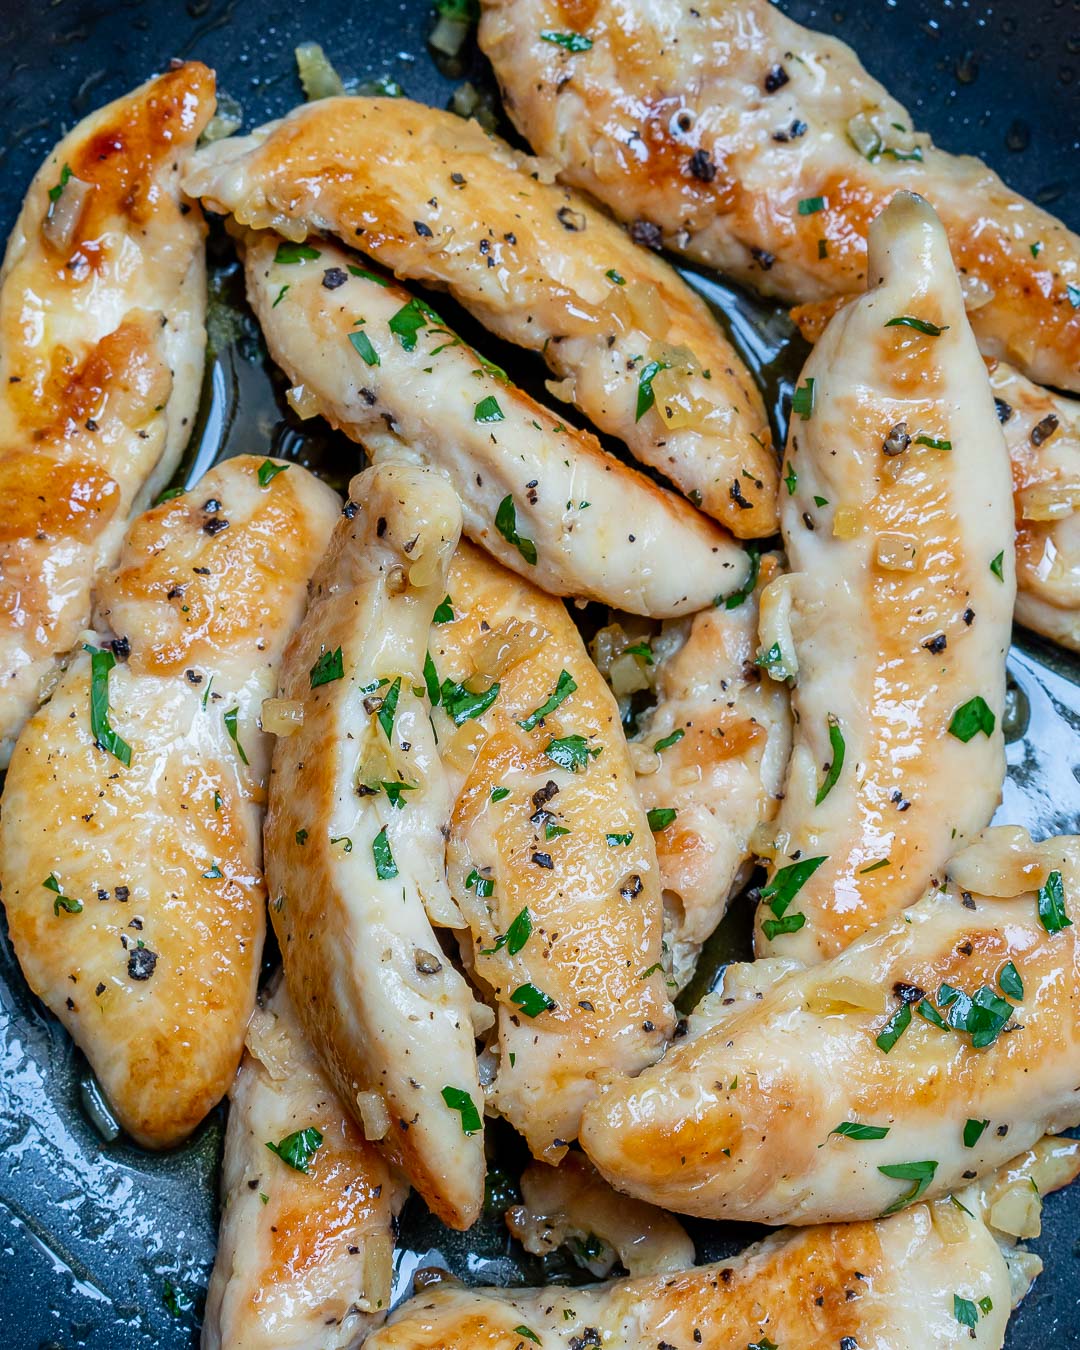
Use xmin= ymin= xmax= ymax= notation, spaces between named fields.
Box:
xmin=632 ymin=553 xmax=791 ymax=986
xmin=793 ymin=302 xmax=1080 ymax=654
xmin=203 ymin=976 xmax=406 ymax=1350
xmin=0 ymin=456 xmax=339 ymax=1147
xmin=430 ymin=542 xmax=673 ymax=1161
xmin=505 ymin=1152 xmax=693 ymax=1279
xmin=752 ymin=192 xmax=1014 ymax=964
xmin=579 ymin=827 xmax=1080 ymax=1225
xmin=242 ymin=231 xmax=747 ymax=618
xmin=0 ymin=63 xmax=212 ymax=764
xmin=480 ymin=0 xmax=1080 ymax=393
xmin=264 ymin=462 xmax=487 ymax=1230
xmin=367 ymin=1201 xmax=1012 ymax=1348
xmin=184 ymin=97 xmax=778 ymax=536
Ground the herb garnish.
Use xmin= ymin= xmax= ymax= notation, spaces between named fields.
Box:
xmin=377 ymin=676 xmax=402 ymax=741
xmin=884 ymin=316 xmax=949 ymax=336
xmin=372 ymin=826 xmax=398 ymax=880
xmin=519 ymin=670 xmax=576 ymax=731
xmin=540 ymin=30 xmax=593 ymax=51
xmin=792 ymin=377 xmax=816 ymax=419
xmin=815 ymin=714 xmax=845 ymax=805
xmin=990 ymin=551 xmax=1004 ymax=581
xmin=84 ymin=644 xmax=132 ymax=766
xmin=257 ymin=459 xmax=289 ymax=487
xmin=310 ymin=646 xmax=344 ymax=687
xmin=494 ymin=494 xmax=538 ymax=565
xmin=878 ymin=1159 xmax=938 ymax=1214
xmin=474 ymin=395 xmax=505 ymax=423
xmin=1037 ymin=869 xmax=1071 ymax=934
xmin=719 ymin=545 xmax=760 ymax=610
xmin=653 ymin=728 xmax=684 ymax=753
xmin=760 ymin=856 xmax=827 ymax=942
xmin=43 ymin=873 xmax=82 ymax=916
xmin=511 ymin=982 xmax=556 ymax=1016
xmin=433 ymin=595 xmax=455 ymax=624
xmin=481 ymin=907 xmax=532 ymax=956
xmin=544 ymin=735 xmax=599 ymax=772
xmin=647 ymin=807 xmax=677 ymax=832
xmin=948 ymin=696 xmax=995 ymax=742
xmin=224 ymin=707 xmax=248 ymax=765
xmin=963 ymin=1118 xmax=989 ymax=1148
xmin=274 ymin=241 xmax=321 ymax=264
xmin=635 ymin=359 xmax=669 ymax=421
xmin=441 ymin=678 xmax=500 ymax=725
xmin=442 ymin=1085 xmax=483 ymax=1133
xmin=349 ymin=328 xmax=380 ymax=366
xmin=829 ymin=1121 xmax=890 ymax=1141
xmin=798 ymin=196 xmax=825 ymax=215
xmin=915 ymin=434 xmax=952 ymax=451
xmin=266 ymin=1126 xmax=323 ymax=1172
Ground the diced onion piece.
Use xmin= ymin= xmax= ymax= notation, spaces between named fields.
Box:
xmin=959 ymin=271 xmax=996 ymax=312
xmin=673 ymin=764 xmax=701 ymax=787
xmin=805 ymin=976 xmax=888 ymax=1016
xmin=261 ymin=697 xmax=305 ymax=736
xmin=296 ymin=42 xmax=346 ymax=100
xmin=875 ymin=531 xmax=918 ymax=571
xmin=43 ymin=175 xmax=92 ymax=253
xmin=449 ymin=81 xmax=498 ymax=132
xmin=625 ymin=280 xmax=668 ymax=336
xmin=629 ymin=742 xmax=661 ymax=777
xmin=356 ymin=1090 xmax=391 ymax=1141
xmin=200 ymin=92 xmax=243 ymax=145
xmin=430 ymin=14 xmax=470 ymax=58
xmin=1018 ymin=481 xmax=1080 ymax=522
xmin=286 ymin=383 xmax=319 ymax=419
xmin=651 ymin=365 xmax=713 ymax=430
xmin=989 ymin=1182 xmax=1042 ymax=1239
xmin=545 ymin=375 xmax=577 ymax=405
xmin=610 ymin=651 xmax=651 ymax=696
xmin=847 ymin=111 xmax=883 ymax=160
xmin=832 ymin=505 xmax=863 ymax=539
xmin=757 ymin=573 xmax=800 ymax=682
xmin=245 ymin=1006 xmax=293 ymax=1080
xmin=601 ymin=286 xmax=632 ymax=331
xmin=443 ymin=720 xmax=488 ymax=772
xmin=408 ymin=548 xmax=442 ymax=588
xmin=946 ymin=825 xmax=1072 ymax=898
xmin=471 ymin=618 xmax=548 ymax=686
xmin=929 ymin=1197 xmax=973 ymax=1246
xmin=748 ymin=821 xmax=779 ymax=860
xmin=355 ymin=1235 xmax=394 ymax=1314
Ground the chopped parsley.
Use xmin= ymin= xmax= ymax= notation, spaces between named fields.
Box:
xmin=518 ymin=670 xmax=576 ymax=731
xmin=474 ymin=395 xmax=505 ymax=423
xmin=481 ymin=907 xmax=532 ymax=956
xmin=937 ymin=982 xmax=1015 ymax=1048
xmin=433 ymin=595 xmax=455 ymax=624
xmin=760 ymin=856 xmax=827 ymax=930
xmin=798 ymin=195 xmax=825 ymax=215
xmin=377 ymin=676 xmax=402 ymax=741
xmin=381 ymin=781 xmax=416 ymax=809
xmin=1037 ymin=869 xmax=1071 ymax=934
xmin=440 ymin=678 xmax=500 ymax=725
xmin=309 ymin=646 xmax=344 ymax=687
xmin=274 ymin=240 xmax=321 ymax=264
xmin=884 ymin=315 xmax=949 ymax=336
xmin=348 ymin=264 xmax=389 ymax=285
xmin=915 ymin=434 xmax=952 ymax=451
xmin=441 ymin=1085 xmax=482 ymax=1134
xmin=514 ymin=1329 xmax=541 ymax=1346
xmin=372 ymin=826 xmax=398 ymax=880
xmin=814 ymin=714 xmax=845 ymax=805
xmin=511 ymin=981 xmax=556 ymax=1016
xmin=792 ymin=377 xmax=816 ymax=419
xmin=388 ymin=297 xmax=433 ymax=352
xmin=272 ymin=284 xmax=289 ymax=307
xmin=48 ymin=162 xmax=72 ymax=204
xmin=829 ymin=1121 xmax=890 ymax=1141
xmin=423 ymin=652 xmax=441 ymax=707
xmin=647 ymin=807 xmax=677 ymax=832
xmin=84 ymin=644 xmax=132 ymax=766
xmin=860 ymin=857 xmax=891 ymax=874
xmin=606 ymin=832 xmax=634 ymax=846
xmin=635 ymin=358 xmax=669 ymax=421
xmin=783 ymin=463 xmax=797 ymax=495
xmin=719 ymin=545 xmax=760 ymax=610
xmin=544 ymin=734 xmax=598 ymax=772
xmin=43 ymin=873 xmax=82 ymax=916
xmin=990 ymin=551 xmax=1005 ymax=581
xmin=330 ymin=835 xmax=353 ymax=852
xmin=953 ymin=1294 xmax=980 ymax=1330
xmin=162 ymin=1281 xmax=194 ymax=1317
xmin=257 ymin=459 xmax=289 ymax=487
xmin=653 ymin=728 xmax=684 ymax=753
xmin=490 ymin=786 xmax=510 ymax=802
xmin=948 ymin=696 xmax=995 ymax=742
xmin=997 ymin=960 xmax=1023 ymax=1001
xmin=878 ymin=1159 xmax=938 ymax=1214
xmin=349 ymin=328 xmax=380 ymax=366
xmin=224 ymin=706 xmax=249 ymax=765
xmin=605 ymin=268 xmax=625 ymax=284
xmin=494 ymin=494 xmax=538 ymax=565
xmin=540 ymin=30 xmax=593 ymax=51
xmin=1067 ymin=282 xmax=1080 ymax=308
xmin=466 ymin=868 xmax=494 ymax=899
xmin=875 ymin=1001 xmax=912 ymax=1054
xmin=963 ymin=1117 xmax=989 ymax=1148
xmin=265 ymin=1126 xmax=323 ymax=1173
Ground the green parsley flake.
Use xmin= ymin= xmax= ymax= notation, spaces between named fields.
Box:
xmin=272 ymin=284 xmax=289 ymax=308
xmin=490 ymin=786 xmax=510 ymax=802
xmin=1037 ymin=869 xmax=1072 ymax=934
xmin=274 ymin=241 xmax=321 ymax=264
xmin=783 ymin=463 xmax=797 ymax=495
xmin=720 ymin=545 xmax=760 ymax=610
xmin=997 ymin=960 xmax=1023 ymax=1001
xmin=884 ymin=315 xmax=949 ymax=336
xmin=605 ymin=268 xmax=625 ymax=284
xmin=653 ymin=728 xmax=684 ymax=753
xmin=519 ymin=670 xmax=576 ymax=731
xmin=875 ymin=1000 xmax=912 ymax=1054
xmin=494 ymin=494 xmax=538 ymax=565
xmin=441 ymin=1085 xmax=483 ymax=1134
xmin=388 ymin=297 xmax=431 ymax=352
xmin=830 ymin=1121 xmax=890 ymax=1141
xmin=48 ymin=163 xmax=73 ymax=204
xmin=606 ymin=832 xmax=634 ymax=846
xmin=162 ymin=1281 xmax=194 ymax=1317
xmin=860 ymin=857 xmax=891 ymax=874
xmin=481 ymin=906 xmax=533 ymax=956
xmin=440 ymin=678 xmax=500 ymax=725
xmin=349 ymin=328 xmax=380 ymax=366
xmin=798 ymin=195 xmax=825 ymax=215
xmin=224 ymin=706 xmax=249 ymax=765
xmin=647 ymin=807 xmax=677 ymax=832
xmin=433 ymin=595 xmax=455 ymax=624
xmin=878 ymin=1159 xmax=938 ymax=1214
xmin=792 ymin=377 xmax=816 ymax=419
xmin=635 ymin=359 xmax=669 ymax=421
xmin=43 ymin=873 xmax=82 ymax=916
xmin=544 ymin=734 xmax=598 ymax=772
xmin=266 ymin=1126 xmax=323 ymax=1173
xmin=511 ymin=981 xmax=556 ymax=1016
xmin=814 ymin=714 xmax=845 ymax=805
xmin=990 ymin=550 xmax=1005 ymax=581
xmin=915 ymin=434 xmax=952 ymax=451
xmin=310 ymin=646 xmax=344 ymax=687
xmin=84 ymin=644 xmax=133 ymax=767
xmin=257 ymin=459 xmax=289 ymax=487
xmin=514 ymin=1328 xmax=541 ymax=1346
xmin=348 ymin=264 xmax=390 ymax=285
xmin=474 ymin=395 xmax=505 ymax=423
xmin=963 ymin=1117 xmax=989 ymax=1148
xmin=466 ymin=868 xmax=494 ymax=899
xmin=540 ymin=29 xmax=593 ymax=51
xmin=948 ymin=695 xmax=995 ymax=742
xmin=953 ymin=1294 xmax=979 ymax=1329
xmin=377 ymin=677 xmax=402 ymax=741
xmin=372 ymin=827 xmax=397 ymax=879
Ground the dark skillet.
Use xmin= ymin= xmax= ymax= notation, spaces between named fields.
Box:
xmin=0 ymin=2 xmax=1077 ymax=1347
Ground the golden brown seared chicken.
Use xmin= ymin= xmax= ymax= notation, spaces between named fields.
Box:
xmin=184 ymin=97 xmax=778 ymax=536
xmin=241 ymin=230 xmax=749 ymax=617
xmin=632 ymin=554 xmax=791 ymax=986
xmin=579 ymin=827 xmax=1080 ymax=1226
xmin=505 ymin=1152 xmax=693 ymax=1279
xmin=430 ymin=543 xmax=674 ymax=1162
xmin=0 ymin=456 xmax=339 ymax=1148
xmin=793 ymin=300 xmax=1080 ymax=655
xmin=264 ymin=462 xmax=488 ymax=1231
xmin=754 ymin=192 xmax=1014 ymax=964
xmin=0 ymin=63 xmax=213 ymax=764
xmin=480 ymin=0 xmax=1080 ymax=393
xmin=367 ymin=1202 xmax=1013 ymax=1348
xmin=203 ymin=976 xmax=406 ymax=1350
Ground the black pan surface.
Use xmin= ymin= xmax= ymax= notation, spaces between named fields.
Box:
xmin=0 ymin=2 xmax=1078 ymax=1347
